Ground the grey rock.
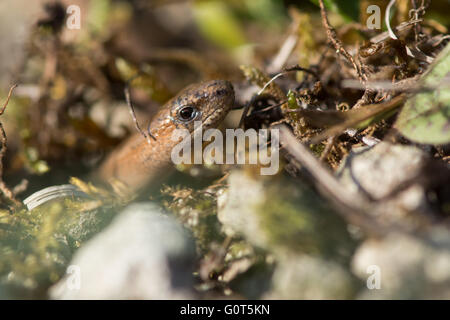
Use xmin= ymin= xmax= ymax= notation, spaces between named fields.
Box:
xmin=352 ymin=230 xmax=450 ymax=299
xmin=337 ymin=142 xmax=432 ymax=226
xmin=264 ymin=254 xmax=356 ymax=300
xmin=217 ymin=171 xmax=357 ymax=299
xmin=50 ymin=203 xmax=197 ymax=299
xmin=217 ymin=170 xmax=354 ymax=258
xmin=217 ymin=171 xmax=267 ymax=247
xmin=338 ymin=142 xmax=427 ymax=200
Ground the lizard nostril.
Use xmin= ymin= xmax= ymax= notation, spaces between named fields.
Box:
xmin=215 ymin=88 xmax=227 ymax=96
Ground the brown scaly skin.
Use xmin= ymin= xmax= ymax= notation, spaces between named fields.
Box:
xmin=96 ymin=80 xmax=234 ymax=193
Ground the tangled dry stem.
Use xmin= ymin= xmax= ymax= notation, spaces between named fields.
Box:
xmin=0 ymin=84 xmax=22 ymax=207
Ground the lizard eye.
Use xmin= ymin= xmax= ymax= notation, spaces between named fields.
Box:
xmin=177 ymin=105 xmax=199 ymax=122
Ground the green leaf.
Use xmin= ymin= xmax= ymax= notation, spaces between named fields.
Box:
xmin=242 ymin=0 xmax=287 ymax=27
xmin=193 ymin=0 xmax=247 ymax=50
xmin=395 ymin=43 xmax=450 ymax=145
xmin=87 ymin=0 xmax=111 ymax=36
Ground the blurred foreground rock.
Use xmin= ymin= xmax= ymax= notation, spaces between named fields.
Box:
xmin=218 ymin=170 xmax=357 ymax=299
xmin=352 ymin=230 xmax=450 ymax=299
xmin=337 ymin=142 xmax=435 ymax=227
xmin=50 ymin=203 xmax=197 ymax=299
xmin=218 ymin=171 xmax=355 ymax=258
xmin=264 ymin=255 xmax=356 ymax=299
xmin=338 ymin=142 xmax=427 ymax=197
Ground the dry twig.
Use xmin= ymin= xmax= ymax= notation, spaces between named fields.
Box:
xmin=277 ymin=124 xmax=385 ymax=237
xmin=0 ymin=84 xmax=22 ymax=206
xmin=319 ymin=135 xmax=336 ymax=162
xmin=124 ymin=78 xmax=156 ymax=143
xmin=318 ymin=0 xmax=365 ymax=83
xmin=277 ymin=125 xmax=428 ymax=239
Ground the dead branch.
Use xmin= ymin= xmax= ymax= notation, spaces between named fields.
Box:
xmin=277 ymin=124 xmax=386 ymax=237
xmin=277 ymin=124 xmax=427 ymax=239
xmin=318 ymin=0 xmax=365 ymax=83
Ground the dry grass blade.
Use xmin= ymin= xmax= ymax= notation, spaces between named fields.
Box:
xmin=0 ymin=84 xmax=17 ymax=115
xmin=309 ymin=94 xmax=407 ymax=144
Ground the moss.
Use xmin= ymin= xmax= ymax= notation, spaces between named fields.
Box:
xmin=0 ymin=186 xmax=124 ymax=298
xmin=161 ymin=185 xmax=225 ymax=253
xmin=256 ymin=177 xmax=356 ymax=262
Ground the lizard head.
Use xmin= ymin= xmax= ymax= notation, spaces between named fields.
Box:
xmin=166 ymin=80 xmax=235 ymax=132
